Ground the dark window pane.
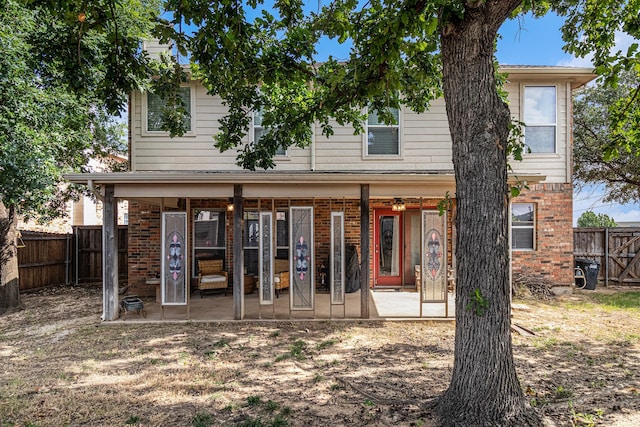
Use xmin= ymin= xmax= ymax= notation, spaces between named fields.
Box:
xmin=368 ymin=127 xmax=399 ymax=155
xmin=276 ymin=211 xmax=289 ymax=248
xmin=194 ymin=211 xmax=225 ymax=248
xmin=244 ymin=249 xmax=259 ymax=275
xmin=512 ymin=228 xmax=534 ymax=250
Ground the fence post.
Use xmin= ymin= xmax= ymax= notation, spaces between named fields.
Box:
xmin=605 ymin=227 xmax=609 ymax=287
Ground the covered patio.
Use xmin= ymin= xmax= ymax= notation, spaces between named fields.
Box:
xmin=64 ymin=170 xmax=536 ymax=322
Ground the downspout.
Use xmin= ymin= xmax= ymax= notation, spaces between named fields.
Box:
xmin=310 ymin=125 xmax=316 ymax=171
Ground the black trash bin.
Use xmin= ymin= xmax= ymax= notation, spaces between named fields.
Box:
xmin=575 ymin=259 xmax=600 ymax=290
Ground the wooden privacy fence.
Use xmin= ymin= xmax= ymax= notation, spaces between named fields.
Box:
xmin=74 ymin=226 xmax=128 ymax=284
xmin=17 ymin=226 xmax=128 ymax=291
xmin=574 ymin=227 xmax=640 ymax=286
xmin=17 ymin=231 xmax=72 ymax=292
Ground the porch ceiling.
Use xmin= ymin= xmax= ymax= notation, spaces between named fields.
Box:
xmin=64 ymin=171 xmax=546 ymax=199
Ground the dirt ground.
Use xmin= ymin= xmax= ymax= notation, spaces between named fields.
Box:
xmin=1 ymin=285 xmax=639 ymax=427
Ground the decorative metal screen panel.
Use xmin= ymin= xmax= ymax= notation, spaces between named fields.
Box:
xmin=259 ymin=212 xmax=274 ymax=305
xmin=162 ymin=212 xmax=187 ymax=305
xmin=331 ymin=212 xmax=345 ymax=305
xmin=290 ymin=207 xmax=314 ymax=310
xmin=421 ymin=210 xmax=447 ymax=303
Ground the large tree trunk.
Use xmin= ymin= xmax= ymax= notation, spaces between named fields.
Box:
xmin=0 ymin=200 xmax=21 ymax=315
xmin=436 ymin=2 xmax=540 ymax=425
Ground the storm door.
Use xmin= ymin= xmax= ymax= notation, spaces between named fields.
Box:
xmin=162 ymin=212 xmax=187 ymax=305
xmin=374 ymin=211 xmax=402 ymax=286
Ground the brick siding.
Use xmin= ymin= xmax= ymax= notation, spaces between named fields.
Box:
xmin=511 ymin=183 xmax=574 ymax=286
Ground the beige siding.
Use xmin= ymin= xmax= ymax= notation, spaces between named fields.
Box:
xmin=131 ymin=75 xmax=575 ymax=182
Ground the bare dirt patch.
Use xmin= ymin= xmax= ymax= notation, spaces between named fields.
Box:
xmin=1 ymin=285 xmax=639 ymax=426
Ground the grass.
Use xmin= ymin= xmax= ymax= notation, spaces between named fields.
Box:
xmin=316 ymin=339 xmax=337 ymax=350
xmin=234 ymin=398 xmax=290 ymax=427
xmin=275 ymin=339 xmax=307 ymax=362
xmin=587 ymin=291 xmax=640 ymax=310
xmin=125 ymin=415 xmax=141 ymax=425
xmin=247 ymin=395 xmax=262 ymax=407
xmin=554 ymin=385 xmax=574 ymax=400
xmin=192 ymin=412 xmax=212 ymax=427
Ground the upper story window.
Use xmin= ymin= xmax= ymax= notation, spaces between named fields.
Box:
xmin=523 ymin=86 xmax=556 ymax=153
xmin=145 ymin=86 xmax=193 ymax=133
xmin=511 ymin=203 xmax=535 ymax=250
xmin=366 ymin=107 xmax=400 ymax=156
xmin=253 ymin=110 xmax=287 ymax=156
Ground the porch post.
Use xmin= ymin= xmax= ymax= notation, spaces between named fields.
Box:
xmin=360 ymin=184 xmax=370 ymax=318
xmin=102 ymin=185 xmax=119 ymax=321
xmin=233 ymin=184 xmax=244 ymax=319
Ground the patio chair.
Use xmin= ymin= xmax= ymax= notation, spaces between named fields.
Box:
xmin=197 ymin=259 xmax=228 ymax=297
xmin=273 ymin=258 xmax=290 ymax=297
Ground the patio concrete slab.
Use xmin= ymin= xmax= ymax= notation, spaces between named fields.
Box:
xmin=115 ymin=288 xmax=455 ymax=323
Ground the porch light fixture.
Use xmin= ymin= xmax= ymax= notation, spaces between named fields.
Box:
xmin=226 ymin=203 xmax=234 ymax=212
xmin=392 ymin=198 xmax=406 ymax=212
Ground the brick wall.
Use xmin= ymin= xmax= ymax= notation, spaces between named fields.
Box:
xmin=127 ymin=201 xmax=161 ymax=296
xmin=127 ymin=198 xmax=363 ymax=296
xmin=127 ymin=197 xmax=458 ymax=293
xmin=511 ymin=183 xmax=574 ymax=286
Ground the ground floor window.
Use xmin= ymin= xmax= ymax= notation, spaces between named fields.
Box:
xmin=511 ymin=203 xmax=535 ymax=250
xmin=244 ymin=210 xmax=290 ymax=275
xmin=193 ymin=210 xmax=226 ymax=273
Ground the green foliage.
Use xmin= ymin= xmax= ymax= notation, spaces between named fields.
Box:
xmin=0 ymin=0 xmax=159 ymax=223
xmin=437 ymin=192 xmax=452 ymax=216
xmin=577 ymin=211 xmax=618 ymax=228
xmin=573 ymin=70 xmax=640 ymax=205
xmin=466 ymin=288 xmax=489 ymax=316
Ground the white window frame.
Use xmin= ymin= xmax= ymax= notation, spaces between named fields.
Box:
xmin=521 ymin=85 xmax=557 ymax=155
xmin=363 ymin=106 xmax=402 ymax=158
xmin=252 ymin=110 xmax=288 ymax=157
xmin=142 ymin=82 xmax=196 ymax=136
xmin=511 ymin=203 xmax=536 ymax=251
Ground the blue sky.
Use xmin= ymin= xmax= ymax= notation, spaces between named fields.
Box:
xmin=496 ymin=12 xmax=640 ymax=225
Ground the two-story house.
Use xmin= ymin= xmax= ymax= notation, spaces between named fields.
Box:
xmin=65 ymin=65 xmax=595 ymax=321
